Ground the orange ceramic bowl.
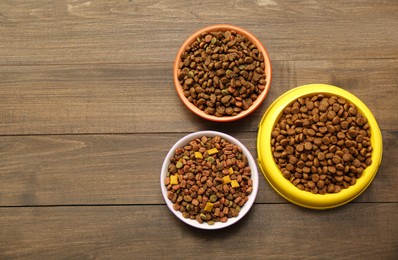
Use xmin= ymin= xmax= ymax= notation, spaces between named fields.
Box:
xmin=173 ymin=24 xmax=272 ymax=122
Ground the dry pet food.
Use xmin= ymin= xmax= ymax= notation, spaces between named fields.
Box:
xmin=271 ymin=94 xmax=373 ymax=194
xmin=177 ymin=30 xmax=267 ymax=117
xmin=164 ymin=136 xmax=253 ymax=225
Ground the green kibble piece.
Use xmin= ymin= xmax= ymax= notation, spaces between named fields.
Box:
xmin=228 ymin=201 xmax=233 ymax=207
xmin=236 ymin=206 xmax=241 ymax=212
xmin=211 ymin=37 xmax=217 ymax=44
xmin=238 ymin=65 xmax=245 ymax=70
xmin=207 ymin=220 xmax=215 ymax=225
xmin=210 ymin=194 xmax=217 ymax=202
xmin=176 ymin=162 xmax=183 ymax=169
xmin=186 ymin=205 xmax=191 ymax=211
xmin=200 ymin=213 xmax=207 ymax=220
xmin=183 ymin=156 xmax=190 ymax=160
xmin=188 ymin=71 xmax=194 ymax=78
xmin=206 ymin=157 xmax=215 ymax=164
xmin=197 ymin=37 xmax=201 ymax=42
xmin=221 ymin=89 xmax=229 ymax=96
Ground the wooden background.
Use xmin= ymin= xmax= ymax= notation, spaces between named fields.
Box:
xmin=1 ymin=0 xmax=397 ymax=259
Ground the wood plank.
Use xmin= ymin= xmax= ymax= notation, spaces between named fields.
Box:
xmin=1 ymin=59 xmax=397 ymax=135
xmin=0 ymin=0 xmax=397 ymax=65
xmin=0 ymin=131 xmax=396 ymax=206
xmin=1 ymin=203 xmax=397 ymax=259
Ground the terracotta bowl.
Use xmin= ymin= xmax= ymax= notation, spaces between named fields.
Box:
xmin=257 ymin=84 xmax=383 ymax=209
xmin=173 ymin=24 xmax=272 ymax=122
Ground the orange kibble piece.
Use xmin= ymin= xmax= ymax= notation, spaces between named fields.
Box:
xmin=231 ymin=180 xmax=240 ymax=188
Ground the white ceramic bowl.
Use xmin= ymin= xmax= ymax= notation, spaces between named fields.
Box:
xmin=160 ymin=130 xmax=259 ymax=229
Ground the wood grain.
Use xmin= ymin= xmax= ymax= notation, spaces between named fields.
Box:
xmin=1 ymin=203 xmax=397 ymax=259
xmin=0 ymin=131 xmax=396 ymax=206
xmin=1 ymin=0 xmax=398 ymax=259
xmin=1 ymin=59 xmax=397 ymax=135
xmin=0 ymin=0 xmax=397 ymax=65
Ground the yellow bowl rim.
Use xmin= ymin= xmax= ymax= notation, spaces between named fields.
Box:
xmin=257 ymin=84 xmax=383 ymax=209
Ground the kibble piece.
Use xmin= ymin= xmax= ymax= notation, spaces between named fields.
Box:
xmin=296 ymin=144 xmax=304 ymax=152
xmin=304 ymin=142 xmax=312 ymax=151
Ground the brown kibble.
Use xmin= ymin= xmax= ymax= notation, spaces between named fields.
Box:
xmin=178 ymin=30 xmax=266 ymax=117
xmin=352 ymin=159 xmax=361 ymax=168
xmin=319 ymin=126 xmax=328 ymax=134
xmin=340 ymin=120 xmax=349 ymax=129
xmin=307 ymin=181 xmax=316 ymax=189
xmin=328 ymin=166 xmax=336 ymax=174
xmin=334 ymin=185 xmax=342 ymax=193
xmin=319 ymin=114 xmax=328 ymax=123
xmin=307 ymin=129 xmax=316 ymax=136
xmin=271 ymin=94 xmax=372 ymax=194
xmin=336 ymin=163 xmax=344 ymax=171
xmin=312 ymin=174 xmax=320 ymax=182
xmin=337 ymin=132 xmax=346 ymax=139
xmin=287 ymin=128 xmax=295 ymax=136
xmin=296 ymin=144 xmax=304 ymax=152
xmin=327 ymin=183 xmax=335 ymax=193
xmin=322 ymin=136 xmax=331 ymax=145
xmin=286 ymin=164 xmax=295 ymax=171
xmin=292 ymin=178 xmax=301 ymax=186
xmin=348 ymin=106 xmax=357 ymax=116
xmin=286 ymin=146 xmax=294 ymax=155
xmin=365 ymin=157 xmax=372 ymax=166
xmin=314 ymin=138 xmax=322 ymax=146
xmin=319 ymin=102 xmax=328 ymax=112
xmin=304 ymin=142 xmax=312 ymax=151
xmin=332 ymin=155 xmax=341 ymax=164
xmin=289 ymin=156 xmax=298 ymax=165
xmin=343 ymin=153 xmax=352 ymax=162
xmin=317 ymin=180 xmax=325 ymax=189
xmin=282 ymin=170 xmax=291 ymax=179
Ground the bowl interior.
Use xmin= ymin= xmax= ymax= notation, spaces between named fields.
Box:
xmin=257 ymin=84 xmax=383 ymax=209
xmin=161 ymin=130 xmax=259 ymax=229
xmin=173 ymin=24 xmax=272 ymax=122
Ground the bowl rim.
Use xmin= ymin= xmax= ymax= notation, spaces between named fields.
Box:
xmin=173 ymin=24 xmax=272 ymax=122
xmin=160 ymin=130 xmax=259 ymax=229
xmin=257 ymin=84 xmax=383 ymax=209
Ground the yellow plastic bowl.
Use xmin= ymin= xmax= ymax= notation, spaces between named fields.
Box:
xmin=257 ymin=84 xmax=383 ymax=209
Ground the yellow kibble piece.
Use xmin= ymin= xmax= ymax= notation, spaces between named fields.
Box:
xmin=207 ymin=148 xmax=218 ymax=155
xmin=223 ymin=175 xmax=232 ymax=184
xmin=228 ymin=167 xmax=234 ymax=174
xmin=170 ymin=175 xmax=179 ymax=185
xmin=204 ymin=202 xmax=214 ymax=212
xmin=194 ymin=152 xmax=203 ymax=159
xmin=231 ymin=180 xmax=240 ymax=188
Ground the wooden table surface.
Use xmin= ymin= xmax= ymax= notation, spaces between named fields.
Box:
xmin=1 ymin=1 xmax=398 ymax=259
